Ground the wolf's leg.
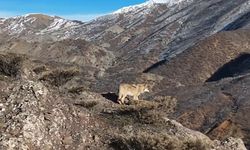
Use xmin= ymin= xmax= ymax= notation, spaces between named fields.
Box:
xmin=134 ymin=95 xmax=139 ymax=100
xmin=118 ymin=93 xmax=122 ymax=103
xmin=120 ymin=95 xmax=127 ymax=104
xmin=118 ymin=94 xmax=123 ymax=104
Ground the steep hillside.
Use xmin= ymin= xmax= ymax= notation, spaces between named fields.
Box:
xmin=1 ymin=0 xmax=250 ymax=149
xmin=146 ymin=29 xmax=250 ymax=88
xmin=159 ymin=73 xmax=250 ymax=149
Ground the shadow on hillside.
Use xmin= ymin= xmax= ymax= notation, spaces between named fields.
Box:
xmin=143 ymin=59 xmax=167 ymax=73
xmin=222 ymin=12 xmax=250 ymax=31
xmin=206 ymin=53 xmax=250 ymax=82
xmin=101 ymin=93 xmax=119 ymax=103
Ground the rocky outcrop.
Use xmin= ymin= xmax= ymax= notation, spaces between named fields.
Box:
xmin=0 ymin=78 xmax=101 ymax=149
xmin=110 ymin=118 xmax=246 ymax=150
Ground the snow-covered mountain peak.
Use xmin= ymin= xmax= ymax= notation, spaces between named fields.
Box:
xmin=149 ymin=0 xmax=188 ymax=4
xmin=5 ymin=14 xmax=55 ymax=27
xmin=40 ymin=17 xmax=81 ymax=32
xmin=112 ymin=1 xmax=152 ymax=14
xmin=0 ymin=13 xmax=82 ymax=36
xmin=112 ymin=0 xmax=192 ymax=14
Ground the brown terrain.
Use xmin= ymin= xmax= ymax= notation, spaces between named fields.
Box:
xmin=147 ymin=29 xmax=250 ymax=87
xmin=1 ymin=0 xmax=250 ymax=149
xmin=145 ymin=29 xmax=250 ymax=148
xmin=0 ymin=53 xmax=246 ymax=149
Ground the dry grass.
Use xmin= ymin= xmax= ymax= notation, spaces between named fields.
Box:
xmin=109 ymin=131 xmax=211 ymax=150
xmin=68 ymin=86 xmax=86 ymax=94
xmin=39 ymin=67 xmax=80 ymax=86
xmin=74 ymin=100 xmax=99 ymax=109
xmin=154 ymin=96 xmax=177 ymax=113
xmin=0 ymin=54 xmax=24 ymax=77
xmin=102 ymin=96 xmax=177 ymax=126
xmin=33 ymin=65 xmax=47 ymax=74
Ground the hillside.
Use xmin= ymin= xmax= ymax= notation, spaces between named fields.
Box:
xmin=147 ymin=29 xmax=250 ymax=87
xmin=1 ymin=0 xmax=250 ymax=149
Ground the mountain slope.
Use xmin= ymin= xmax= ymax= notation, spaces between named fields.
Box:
xmin=1 ymin=1 xmax=250 ymax=74
xmin=1 ymin=0 xmax=250 ymax=149
xmin=0 ymin=53 xmax=246 ymax=150
xmin=146 ymin=29 xmax=250 ymax=88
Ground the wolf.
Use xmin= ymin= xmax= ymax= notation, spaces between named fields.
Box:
xmin=118 ymin=83 xmax=149 ymax=104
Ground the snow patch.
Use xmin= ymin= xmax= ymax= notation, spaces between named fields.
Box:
xmin=112 ymin=1 xmax=152 ymax=14
xmin=113 ymin=0 xmax=192 ymax=14
xmin=150 ymin=0 xmax=187 ymax=5
xmin=45 ymin=18 xmax=77 ymax=31
xmin=1 ymin=14 xmax=81 ymax=37
xmin=4 ymin=15 xmax=39 ymax=34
